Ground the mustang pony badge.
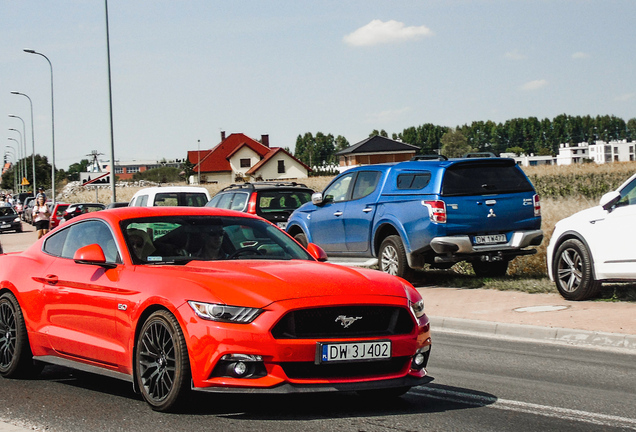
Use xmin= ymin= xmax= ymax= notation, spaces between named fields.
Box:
xmin=335 ymin=315 xmax=363 ymax=328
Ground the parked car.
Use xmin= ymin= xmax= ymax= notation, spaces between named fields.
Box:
xmin=287 ymin=156 xmax=543 ymax=280
xmin=206 ymin=182 xmax=313 ymax=229
xmin=0 ymin=206 xmax=432 ymax=412
xmin=48 ymin=203 xmax=69 ymax=230
xmin=0 ymin=207 xmax=22 ymax=233
xmin=61 ymin=203 xmax=106 ymax=223
xmin=105 ymin=202 xmax=129 ymax=209
xmin=129 ymin=186 xmax=210 ymax=207
xmin=547 ymin=172 xmax=636 ymax=300
xmin=21 ymin=197 xmax=36 ymax=224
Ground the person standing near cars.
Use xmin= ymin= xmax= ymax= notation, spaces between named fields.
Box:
xmin=33 ymin=196 xmax=51 ymax=239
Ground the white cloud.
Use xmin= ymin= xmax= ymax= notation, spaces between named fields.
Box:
xmin=520 ymin=79 xmax=548 ymax=91
xmin=615 ymin=93 xmax=635 ymax=102
xmin=505 ymin=49 xmax=527 ymax=61
xmin=572 ymin=52 xmax=591 ymax=60
xmin=344 ymin=20 xmax=433 ymax=47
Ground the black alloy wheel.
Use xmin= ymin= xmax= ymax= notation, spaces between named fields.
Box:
xmin=0 ymin=293 xmax=39 ymax=378
xmin=135 ymin=310 xmax=191 ymax=412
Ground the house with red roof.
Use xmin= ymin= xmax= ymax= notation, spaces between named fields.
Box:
xmin=187 ymin=132 xmax=310 ymax=184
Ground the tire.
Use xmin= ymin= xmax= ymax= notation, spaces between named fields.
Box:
xmin=294 ymin=232 xmax=308 ymax=248
xmin=357 ymin=386 xmax=411 ymax=399
xmin=379 ymin=235 xmax=414 ymax=280
xmin=471 ymin=260 xmax=509 ymax=277
xmin=135 ymin=310 xmax=191 ymax=412
xmin=553 ymin=238 xmax=601 ymax=301
xmin=0 ymin=292 xmax=40 ymax=378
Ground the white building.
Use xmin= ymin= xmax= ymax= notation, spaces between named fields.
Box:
xmin=557 ymin=140 xmax=635 ymax=165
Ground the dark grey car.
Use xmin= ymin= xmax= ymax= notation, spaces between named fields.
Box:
xmin=0 ymin=207 xmax=23 ymax=233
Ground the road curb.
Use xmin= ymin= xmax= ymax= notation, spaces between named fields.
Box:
xmin=429 ymin=316 xmax=636 ymax=352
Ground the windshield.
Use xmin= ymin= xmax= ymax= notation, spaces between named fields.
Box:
xmin=0 ymin=207 xmax=16 ymax=216
xmin=121 ymin=215 xmax=312 ymax=264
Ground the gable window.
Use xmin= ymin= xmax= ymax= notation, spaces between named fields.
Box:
xmin=240 ymin=158 xmax=251 ymax=168
xmin=278 ymin=160 xmax=285 ymax=174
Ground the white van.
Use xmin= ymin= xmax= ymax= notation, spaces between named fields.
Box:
xmin=129 ymin=186 xmax=211 ymax=207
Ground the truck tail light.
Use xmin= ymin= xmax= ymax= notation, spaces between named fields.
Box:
xmin=247 ymin=193 xmax=258 ymax=214
xmin=533 ymin=194 xmax=541 ymax=217
xmin=423 ymin=200 xmax=446 ymax=223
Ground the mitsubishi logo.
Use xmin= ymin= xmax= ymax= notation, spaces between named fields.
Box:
xmin=335 ymin=315 xmax=362 ymax=328
xmin=487 ymin=209 xmax=497 ymax=218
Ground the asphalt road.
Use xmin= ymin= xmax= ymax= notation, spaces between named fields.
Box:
xmin=1 ymin=332 xmax=635 ymax=431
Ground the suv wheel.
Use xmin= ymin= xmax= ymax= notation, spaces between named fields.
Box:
xmin=379 ymin=235 xmax=413 ymax=280
xmin=293 ymin=233 xmax=308 ymax=248
xmin=471 ymin=260 xmax=509 ymax=277
xmin=553 ymin=239 xmax=600 ymax=301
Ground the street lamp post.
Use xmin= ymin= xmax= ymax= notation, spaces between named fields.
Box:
xmin=9 ymin=127 xmax=26 ymax=193
xmin=24 ymin=49 xmax=56 ymax=205
xmin=8 ymin=115 xmax=29 ymax=193
xmin=7 ymin=137 xmax=22 ymax=193
xmin=4 ymin=146 xmax=18 ymax=193
xmin=10 ymin=92 xmax=37 ymax=196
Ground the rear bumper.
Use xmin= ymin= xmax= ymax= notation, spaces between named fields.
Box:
xmin=429 ymin=229 xmax=543 ymax=255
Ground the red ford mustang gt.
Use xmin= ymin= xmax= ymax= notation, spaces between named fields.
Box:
xmin=0 ymin=207 xmax=432 ymax=411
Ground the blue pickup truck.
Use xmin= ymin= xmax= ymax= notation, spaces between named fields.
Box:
xmin=286 ymin=157 xmax=543 ymax=280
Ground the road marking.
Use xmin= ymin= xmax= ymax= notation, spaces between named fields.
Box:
xmin=412 ymin=387 xmax=636 ymax=430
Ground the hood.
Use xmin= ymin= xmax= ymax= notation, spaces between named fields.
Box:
xmin=141 ymin=260 xmax=409 ymax=308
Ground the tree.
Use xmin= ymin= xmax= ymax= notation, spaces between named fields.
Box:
xmin=66 ymin=159 xmax=90 ymax=181
xmin=440 ymin=129 xmax=472 ymax=158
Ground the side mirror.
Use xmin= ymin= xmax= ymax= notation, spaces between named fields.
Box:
xmin=600 ymin=191 xmax=621 ymax=211
xmin=73 ymin=244 xmax=116 ymax=268
xmin=306 ymin=243 xmax=328 ymax=262
xmin=311 ymin=192 xmax=324 ymax=206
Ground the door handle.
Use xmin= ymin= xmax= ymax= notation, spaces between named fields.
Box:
xmin=44 ymin=274 xmax=59 ymax=285
xmin=333 ymin=211 xmax=343 ymax=217
xmin=363 ymin=207 xmax=373 ymax=213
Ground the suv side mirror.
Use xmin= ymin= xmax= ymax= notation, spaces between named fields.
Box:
xmin=600 ymin=191 xmax=621 ymax=211
xmin=311 ymin=192 xmax=324 ymax=206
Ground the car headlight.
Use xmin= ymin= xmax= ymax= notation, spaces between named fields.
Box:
xmin=188 ymin=301 xmax=263 ymax=323
xmin=410 ymin=299 xmax=425 ymax=319
xmin=13 ymin=217 xmax=20 ymax=223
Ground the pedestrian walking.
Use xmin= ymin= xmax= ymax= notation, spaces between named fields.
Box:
xmin=33 ymin=196 xmax=51 ymax=239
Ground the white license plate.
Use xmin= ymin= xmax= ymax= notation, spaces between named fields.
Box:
xmin=474 ymin=234 xmax=507 ymax=245
xmin=276 ymin=222 xmax=287 ymax=229
xmin=317 ymin=340 xmax=391 ymax=364
xmin=0 ymin=224 xmax=10 ymax=229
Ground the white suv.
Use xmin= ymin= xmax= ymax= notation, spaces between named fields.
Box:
xmin=547 ymin=172 xmax=636 ymax=300
xmin=129 ymin=186 xmax=210 ymax=207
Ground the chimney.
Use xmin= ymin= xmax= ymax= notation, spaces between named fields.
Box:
xmin=221 ymin=131 xmax=226 ymax=141
xmin=261 ymin=134 xmax=269 ymax=147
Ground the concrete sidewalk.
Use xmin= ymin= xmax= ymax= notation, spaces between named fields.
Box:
xmin=418 ymin=286 xmax=636 ymax=352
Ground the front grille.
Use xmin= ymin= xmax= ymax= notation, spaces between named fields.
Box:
xmin=281 ymin=357 xmax=409 ymax=379
xmin=271 ymin=306 xmax=414 ymax=339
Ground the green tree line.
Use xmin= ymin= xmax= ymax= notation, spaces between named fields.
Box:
xmin=294 ymin=114 xmax=636 ymax=167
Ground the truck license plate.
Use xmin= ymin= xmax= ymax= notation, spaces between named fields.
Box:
xmin=317 ymin=340 xmax=391 ymax=364
xmin=474 ymin=234 xmax=507 ymax=245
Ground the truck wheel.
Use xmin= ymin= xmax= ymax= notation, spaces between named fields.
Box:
xmin=553 ymin=239 xmax=600 ymax=301
xmin=293 ymin=233 xmax=308 ymax=248
xmin=472 ymin=260 xmax=509 ymax=277
xmin=379 ymin=235 xmax=413 ymax=280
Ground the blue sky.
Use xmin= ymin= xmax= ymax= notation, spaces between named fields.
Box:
xmin=1 ymin=0 xmax=634 ymax=170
